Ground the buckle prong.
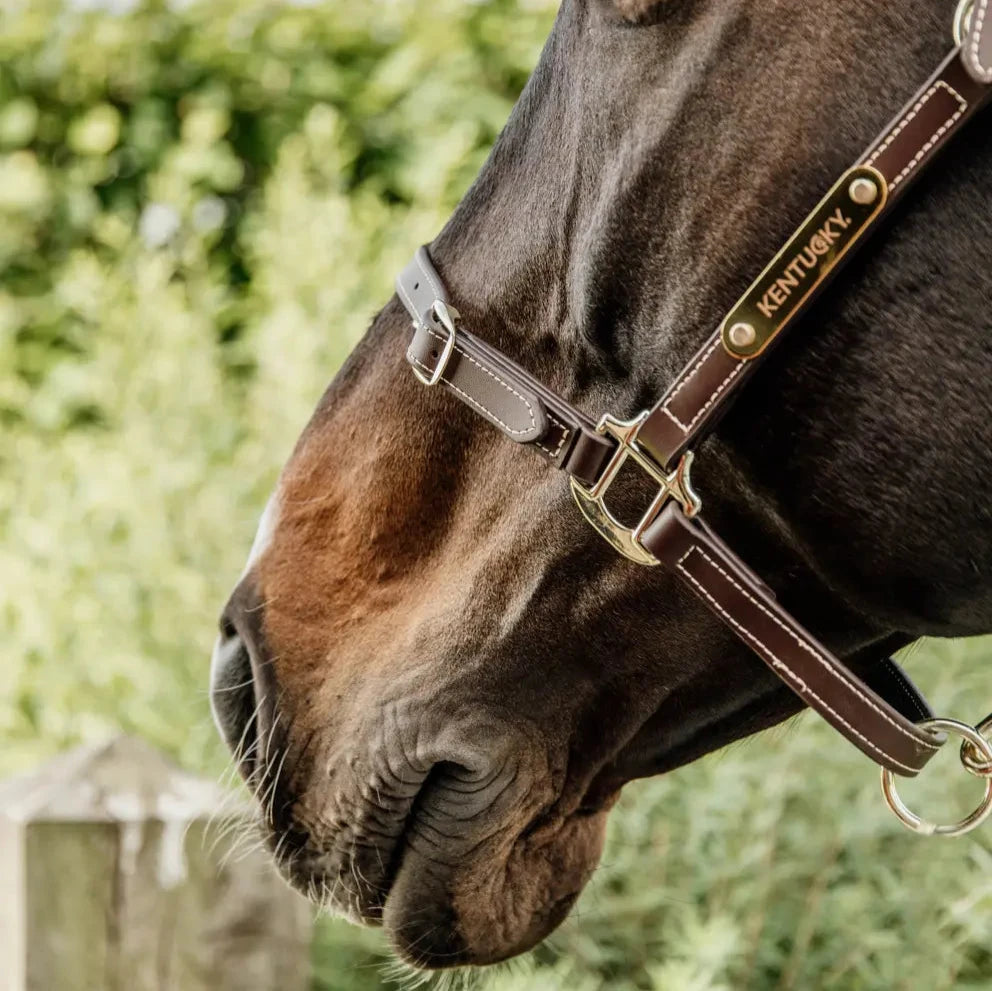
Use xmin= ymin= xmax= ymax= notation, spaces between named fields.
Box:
xmin=570 ymin=411 xmax=701 ymax=566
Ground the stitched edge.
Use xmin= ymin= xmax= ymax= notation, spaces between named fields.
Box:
xmin=867 ymin=81 xmax=968 ymax=189
xmin=677 ymin=545 xmax=938 ymax=758
xmin=969 ymin=0 xmax=992 ymax=81
xmin=408 ymin=329 xmax=538 ymax=436
xmin=401 ymin=264 xmax=550 ymax=442
xmin=660 ymin=81 xmax=969 ymax=441
xmin=676 ymin=552 xmax=922 ymax=773
xmin=882 ymin=663 xmax=932 ymax=722
xmin=536 ymin=413 xmax=570 ymax=459
xmin=660 ymin=338 xmax=746 ymax=434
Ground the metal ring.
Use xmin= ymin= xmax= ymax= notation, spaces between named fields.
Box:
xmin=954 ymin=0 xmax=975 ymax=45
xmin=881 ymin=718 xmax=992 ymax=837
xmin=960 ymin=713 xmax=992 ymax=777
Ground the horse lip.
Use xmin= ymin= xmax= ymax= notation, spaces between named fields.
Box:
xmin=276 ymin=724 xmax=541 ymax=935
xmin=285 ymin=771 xmax=432 ymax=925
xmin=324 ymin=761 xmax=505 ymax=927
xmin=378 ymin=796 xmax=609 ymax=968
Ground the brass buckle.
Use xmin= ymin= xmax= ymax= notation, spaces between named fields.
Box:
xmin=954 ymin=0 xmax=974 ymax=45
xmin=570 ymin=411 xmax=701 ymax=566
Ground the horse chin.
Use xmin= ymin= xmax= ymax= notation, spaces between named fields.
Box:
xmin=382 ymin=803 xmax=610 ymax=968
xmin=255 ymin=707 xmax=611 ymax=968
xmin=266 ymin=779 xmax=609 ymax=968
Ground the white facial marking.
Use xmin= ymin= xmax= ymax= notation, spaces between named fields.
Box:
xmin=210 ymin=490 xmax=282 ymax=737
xmin=241 ymin=490 xmax=282 ymax=580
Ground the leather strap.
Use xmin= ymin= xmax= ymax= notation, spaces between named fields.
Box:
xmin=639 ymin=504 xmax=943 ymax=776
xmin=395 ymin=42 xmax=991 ymax=776
xmin=636 ymin=49 xmax=992 ymax=470
xmin=397 ymin=249 xmax=616 ymax=486
xmin=964 ymin=0 xmax=992 ymax=82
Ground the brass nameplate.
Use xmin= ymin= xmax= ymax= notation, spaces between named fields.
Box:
xmin=721 ymin=165 xmax=888 ymax=359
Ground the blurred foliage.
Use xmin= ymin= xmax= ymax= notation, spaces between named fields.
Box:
xmin=1 ymin=2 xmax=991 ymax=990
xmin=0 ymin=0 xmax=554 ymax=774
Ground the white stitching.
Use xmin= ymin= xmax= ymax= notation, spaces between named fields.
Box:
xmin=409 ymin=329 xmax=538 ymax=436
xmin=969 ymin=0 xmax=992 ymax=81
xmin=677 ymin=545 xmax=939 ymax=759
xmin=678 ymin=544 xmax=939 ymax=751
xmin=536 ymin=413 xmax=570 ymax=459
xmin=867 ymin=81 xmax=968 ymax=189
xmin=421 ymin=328 xmax=537 ymax=434
xmin=660 ymin=337 xmax=746 ymax=434
xmin=867 ymin=82 xmax=964 ymax=167
xmin=409 ymin=348 xmax=530 ymax=433
xmin=665 ymin=339 xmax=721 ymax=408
xmin=676 ymin=551 xmax=922 ymax=773
xmin=410 ymin=338 xmax=567 ymax=453
xmin=666 ymin=362 xmax=746 ymax=433
xmin=882 ymin=663 xmax=932 ymax=723
xmin=404 ymin=253 xmax=564 ymax=451
xmin=660 ymin=81 xmax=968 ymax=441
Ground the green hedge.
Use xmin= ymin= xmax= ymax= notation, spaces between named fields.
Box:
xmin=2 ymin=3 xmax=991 ymax=990
xmin=0 ymin=0 xmax=554 ymax=770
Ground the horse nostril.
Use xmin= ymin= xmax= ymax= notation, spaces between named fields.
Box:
xmin=220 ymin=613 xmax=238 ymax=640
xmin=210 ymin=614 xmax=260 ymax=781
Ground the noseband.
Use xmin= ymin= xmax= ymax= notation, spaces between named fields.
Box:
xmin=395 ymin=3 xmax=992 ymax=837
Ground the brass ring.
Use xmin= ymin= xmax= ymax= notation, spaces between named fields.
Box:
xmin=881 ymin=718 xmax=992 ymax=837
xmin=960 ymin=714 xmax=992 ymax=777
xmin=954 ymin=0 xmax=975 ymax=45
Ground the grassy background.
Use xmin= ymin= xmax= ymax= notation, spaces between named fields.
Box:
xmin=2 ymin=2 xmax=991 ymax=988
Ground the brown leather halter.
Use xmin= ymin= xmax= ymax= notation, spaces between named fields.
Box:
xmin=396 ymin=3 xmax=992 ymax=837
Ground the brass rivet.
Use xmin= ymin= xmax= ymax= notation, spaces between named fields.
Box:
xmin=728 ymin=322 xmax=757 ymax=349
xmin=849 ymin=177 xmax=879 ymax=205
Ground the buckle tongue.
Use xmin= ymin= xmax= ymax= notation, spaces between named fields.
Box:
xmin=570 ymin=411 xmax=701 ymax=566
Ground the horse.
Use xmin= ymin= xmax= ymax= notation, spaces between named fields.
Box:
xmin=209 ymin=0 xmax=992 ymax=968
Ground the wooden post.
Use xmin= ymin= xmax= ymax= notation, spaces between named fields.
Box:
xmin=0 ymin=736 xmax=312 ymax=991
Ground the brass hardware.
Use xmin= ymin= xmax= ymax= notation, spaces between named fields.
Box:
xmin=881 ymin=718 xmax=992 ymax=837
xmin=570 ymin=411 xmax=701 ymax=566
xmin=849 ymin=177 xmax=879 ymax=205
xmin=961 ymin=712 xmax=992 ymax=776
xmin=412 ymin=300 xmax=460 ymax=386
xmin=954 ymin=0 xmax=975 ymax=45
xmin=721 ymin=165 xmax=888 ymax=359
xmin=728 ymin=322 xmax=757 ymax=349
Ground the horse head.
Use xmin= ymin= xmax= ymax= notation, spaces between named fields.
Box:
xmin=210 ymin=0 xmax=992 ymax=967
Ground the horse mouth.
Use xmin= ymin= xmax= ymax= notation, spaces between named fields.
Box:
xmin=263 ymin=759 xmax=609 ymax=968
xmin=265 ymin=766 xmax=431 ymax=929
